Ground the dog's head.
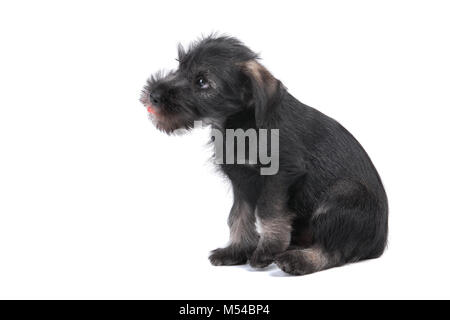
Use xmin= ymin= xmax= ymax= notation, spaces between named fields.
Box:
xmin=140 ymin=35 xmax=283 ymax=133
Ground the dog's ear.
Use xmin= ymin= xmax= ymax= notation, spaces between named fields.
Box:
xmin=240 ymin=60 xmax=282 ymax=127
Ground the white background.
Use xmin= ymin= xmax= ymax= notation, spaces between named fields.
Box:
xmin=1 ymin=0 xmax=449 ymax=299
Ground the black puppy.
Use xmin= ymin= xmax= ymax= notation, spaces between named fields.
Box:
xmin=140 ymin=35 xmax=388 ymax=275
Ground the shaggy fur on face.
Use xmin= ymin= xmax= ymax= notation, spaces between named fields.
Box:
xmin=140 ymin=35 xmax=388 ymax=275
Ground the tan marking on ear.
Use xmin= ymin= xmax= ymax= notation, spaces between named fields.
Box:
xmin=241 ymin=60 xmax=278 ymax=96
xmin=243 ymin=60 xmax=264 ymax=85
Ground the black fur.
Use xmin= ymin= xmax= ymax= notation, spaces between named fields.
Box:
xmin=140 ymin=35 xmax=388 ymax=275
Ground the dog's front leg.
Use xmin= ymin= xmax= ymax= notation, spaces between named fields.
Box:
xmin=209 ymin=185 xmax=260 ymax=266
xmin=249 ymin=178 xmax=293 ymax=268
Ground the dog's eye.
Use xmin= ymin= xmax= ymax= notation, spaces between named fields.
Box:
xmin=196 ymin=77 xmax=209 ymax=89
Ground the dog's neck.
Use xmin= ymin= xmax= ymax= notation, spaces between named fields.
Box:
xmin=202 ymin=117 xmax=225 ymax=130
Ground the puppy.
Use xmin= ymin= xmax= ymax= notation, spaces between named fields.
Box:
xmin=140 ymin=35 xmax=388 ymax=275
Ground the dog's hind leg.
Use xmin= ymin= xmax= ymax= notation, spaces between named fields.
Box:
xmin=275 ymin=246 xmax=335 ymax=275
xmin=275 ymin=179 xmax=388 ymax=275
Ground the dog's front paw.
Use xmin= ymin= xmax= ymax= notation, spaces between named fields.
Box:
xmin=209 ymin=246 xmax=248 ymax=266
xmin=249 ymin=249 xmax=275 ymax=269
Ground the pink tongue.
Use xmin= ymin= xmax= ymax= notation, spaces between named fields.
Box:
xmin=147 ymin=106 xmax=155 ymax=114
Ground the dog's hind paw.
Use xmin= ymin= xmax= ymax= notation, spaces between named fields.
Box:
xmin=274 ymin=252 xmax=301 ymax=275
xmin=274 ymin=250 xmax=321 ymax=276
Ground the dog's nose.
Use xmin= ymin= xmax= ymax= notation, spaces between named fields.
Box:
xmin=149 ymin=91 xmax=161 ymax=107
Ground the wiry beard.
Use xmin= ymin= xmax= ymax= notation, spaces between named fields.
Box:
xmin=148 ymin=110 xmax=196 ymax=134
